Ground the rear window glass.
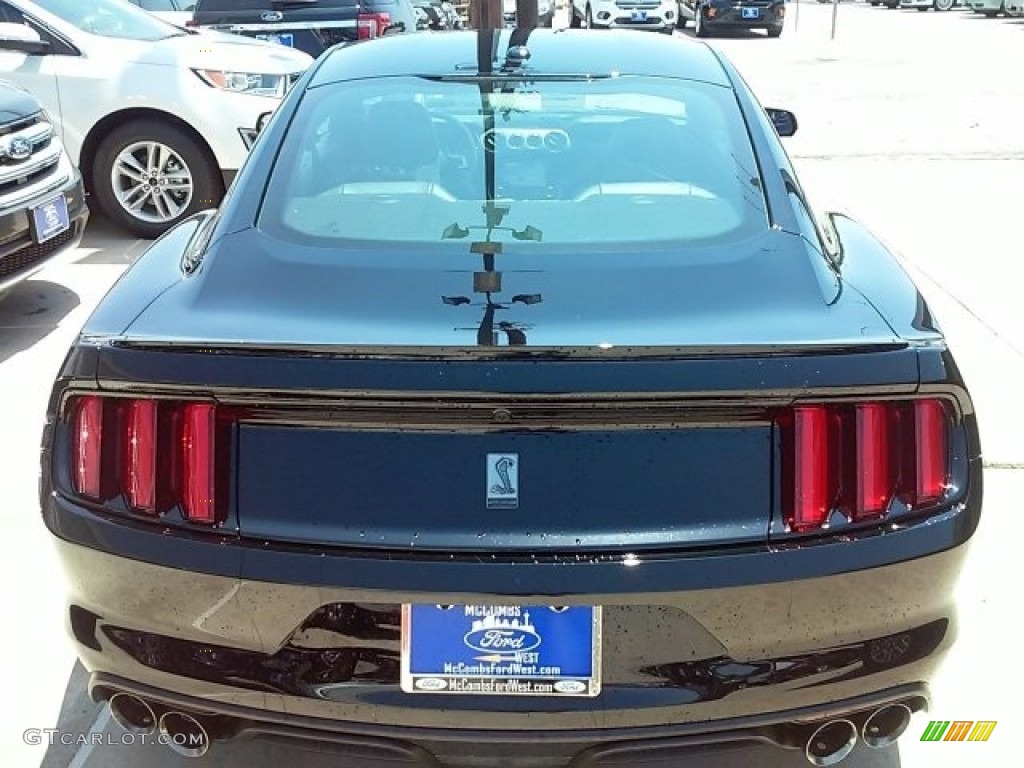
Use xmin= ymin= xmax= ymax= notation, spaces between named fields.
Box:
xmin=260 ymin=75 xmax=768 ymax=249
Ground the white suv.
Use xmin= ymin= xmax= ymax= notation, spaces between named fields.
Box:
xmin=0 ymin=0 xmax=311 ymax=237
xmin=568 ymin=0 xmax=677 ymax=32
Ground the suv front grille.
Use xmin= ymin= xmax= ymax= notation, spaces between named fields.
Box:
xmin=0 ymin=115 xmax=65 ymax=196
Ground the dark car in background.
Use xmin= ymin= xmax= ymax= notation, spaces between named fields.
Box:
xmin=42 ymin=27 xmax=981 ymax=768
xmin=190 ymin=0 xmax=421 ymax=57
xmin=0 ymin=80 xmax=87 ymax=294
xmin=126 ymin=0 xmax=196 ymax=26
xmin=679 ymin=0 xmax=786 ymax=37
xmin=412 ymin=0 xmax=464 ymax=29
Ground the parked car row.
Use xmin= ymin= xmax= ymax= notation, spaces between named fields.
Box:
xmin=0 ymin=0 xmax=312 ymax=298
xmin=869 ymin=0 xmax=1022 ymax=16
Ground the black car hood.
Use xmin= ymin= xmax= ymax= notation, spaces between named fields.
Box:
xmin=122 ymin=227 xmax=901 ymax=351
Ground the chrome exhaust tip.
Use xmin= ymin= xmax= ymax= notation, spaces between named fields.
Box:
xmin=158 ymin=711 xmax=210 ymax=758
xmin=862 ymin=703 xmax=913 ymax=749
xmin=805 ymin=719 xmax=858 ymax=766
xmin=108 ymin=693 xmax=157 ymax=735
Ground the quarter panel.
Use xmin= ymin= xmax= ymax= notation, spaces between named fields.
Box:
xmin=829 ymin=213 xmax=945 ymax=343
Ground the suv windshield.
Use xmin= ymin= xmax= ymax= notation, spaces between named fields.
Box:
xmin=261 ymin=75 xmax=768 ymax=249
xmin=33 ymin=0 xmax=183 ymax=40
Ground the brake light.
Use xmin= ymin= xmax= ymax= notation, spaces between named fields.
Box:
xmin=782 ymin=398 xmax=950 ymax=533
xmin=854 ymin=403 xmax=891 ymax=520
xmin=123 ymin=399 xmax=157 ymax=512
xmin=915 ymin=399 xmax=948 ymax=505
xmin=181 ymin=404 xmax=217 ymax=524
xmin=72 ymin=396 xmax=103 ymax=499
xmin=357 ymin=12 xmax=390 ymax=39
xmin=67 ymin=396 xmax=227 ymax=525
xmin=792 ymin=406 xmax=830 ymax=532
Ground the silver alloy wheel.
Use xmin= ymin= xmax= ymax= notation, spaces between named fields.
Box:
xmin=933 ymin=0 xmax=954 ymax=8
xmin=111 ymin=140 xmax=194 ymax=225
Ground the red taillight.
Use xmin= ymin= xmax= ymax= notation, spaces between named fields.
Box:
xmin=185 ymin=19 xmax=197 ymax=27
xmin=784 ymin=399 xmax=951 ymax=533
xmin=854 ymin=403 xmax=890 ymax=520
xmin=915 ymin=399 xmax=949 ymax=505
xmin=357 ymin=12 xmax=390 ymax=39
xmin=791 ymin=405 xmax=831 ymax=532
xmin=181 ymin=404 xmax=217 ymax=524
xmin=123 ymin=399 xmax=158 ymax=512
xmin=72 ymin=396 xmax=103 ymax=499
xmin=67 ymin=396 xmax=226 ymax=525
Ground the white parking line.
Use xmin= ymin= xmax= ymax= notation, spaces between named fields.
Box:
xmin=67 ymin=706 xmax=110 ymax=768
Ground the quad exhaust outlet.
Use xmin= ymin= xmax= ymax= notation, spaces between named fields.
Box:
xmin=158 ymin=711 xmax=210 ymax=758
xmin=804 ymin=719 xmax=858 ymax=766
xmin=862 ymin=703 xmax=913 ymax=749
xmin=107 ymin=693 xmax=156 ymax=735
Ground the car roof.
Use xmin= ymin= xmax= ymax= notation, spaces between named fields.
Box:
xmin=308 ymin=29 xmax=733 ymax=89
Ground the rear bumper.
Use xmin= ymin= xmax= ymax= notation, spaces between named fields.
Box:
xmin=704 ymin=8 xmax=785 ymax=29
xmin=90 ymin=669 xmax=928 ymax=765
xmin=57 ymin=530 xmax=966 ymax=740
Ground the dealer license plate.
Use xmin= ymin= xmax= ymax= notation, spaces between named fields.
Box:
xmin=256 ymin=32 xmax=294 ymax=47
xmin=30 ymin=195 xmax=70 ymax=244
xmin=401 ymin=604 xmax=601 ymax=696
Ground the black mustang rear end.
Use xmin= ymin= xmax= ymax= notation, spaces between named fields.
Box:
xmin=40 ymin=29 xmax=981 ymax=767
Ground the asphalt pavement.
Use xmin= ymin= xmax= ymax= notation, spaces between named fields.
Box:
xmin=1 ymin=4 xmax=1020 ymax=767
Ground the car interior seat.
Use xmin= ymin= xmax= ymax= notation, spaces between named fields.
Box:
xmin=358 ymin=100 xmax=443 ymax=184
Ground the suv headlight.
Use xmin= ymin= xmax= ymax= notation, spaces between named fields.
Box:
xmin=193 ymin=69 xmax=290 ymax=98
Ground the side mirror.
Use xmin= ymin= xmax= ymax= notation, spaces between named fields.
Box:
xmin=0 ymin=22 xmax=48 ymax=55
xmin=255 ymin=110 xmax=273 ymax=134
xmin=765 ymin=108 xmax=798 ymax=138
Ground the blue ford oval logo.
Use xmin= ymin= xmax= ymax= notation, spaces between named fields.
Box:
xmin=463 ymin=612 xmax=541 ymax=653
xmin=7 ymin=137 xmax=32 ymax=161
xmin=260 ymin=10 xmax=283 ymax=21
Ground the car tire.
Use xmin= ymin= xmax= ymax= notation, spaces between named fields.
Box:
xmin=694 ymin=5 xmax=710 ymax=36
xmin=869 ymin=1 xmax=880 ymax=5
xmin=933 ymin=0 xmax=954 ymax=8
xmin=766 ymin=24 xmax=783 ymax=37
xmin=92 ymin=120 xmax=223 ymax=239
xmin=916 ymin=4 xmax=929 ymax=8
xmin=569 ymin=4 xmax=581 ymax=27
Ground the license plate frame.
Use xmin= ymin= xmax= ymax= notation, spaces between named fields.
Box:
xmin=742 ymin=7 xmax=761 ymax=18
xmin=29 ymin=194 xmax=70 ymax=244
xmin=401 ymin=604 xmax=602 ymax=697
xmin=632 ymin=10 xmax=648 ymax=21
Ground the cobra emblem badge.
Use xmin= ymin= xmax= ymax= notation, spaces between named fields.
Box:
xmin=486 ymin=453 xmax=519 ymax=510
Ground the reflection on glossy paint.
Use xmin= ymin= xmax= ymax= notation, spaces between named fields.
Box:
xmin=102 ymin=602 xmax=947 ymax=704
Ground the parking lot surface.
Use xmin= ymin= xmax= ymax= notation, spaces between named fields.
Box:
xmin=1 ymin=4 xmax=1020 ymax=767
